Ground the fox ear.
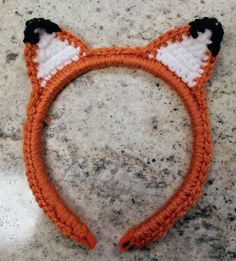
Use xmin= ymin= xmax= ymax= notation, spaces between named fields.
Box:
xmin=23 ymin=18 xmax=88 ymax=88
xmin=147 ymin=17 xmax=224 ymax=88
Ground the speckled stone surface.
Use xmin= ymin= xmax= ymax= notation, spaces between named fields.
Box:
xmin=0 ymin=0 xmax=236 ymax=260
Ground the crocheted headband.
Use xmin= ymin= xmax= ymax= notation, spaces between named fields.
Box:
xmin=23 ymin=17 xmax=224 ymax=251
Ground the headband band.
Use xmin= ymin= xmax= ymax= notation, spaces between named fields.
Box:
xmin=23 ymin=17 xmax=223 ymax=251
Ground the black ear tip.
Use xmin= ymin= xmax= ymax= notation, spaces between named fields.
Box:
xmin=188 ymin=17 xmax=224 ymax=56
xmin=25 ymin=18 xmax=37 ymax=26
xmin=23 ymin=18 xmax=61 ymax=44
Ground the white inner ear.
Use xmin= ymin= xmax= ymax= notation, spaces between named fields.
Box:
xmin=33 ymin=30 xmax=80 ymax=87
xmin=156 ymin=29 xmax=212 ymax=87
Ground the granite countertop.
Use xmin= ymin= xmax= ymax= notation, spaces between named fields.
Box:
xmin=0 ymin=0 xmax=235 ymax=260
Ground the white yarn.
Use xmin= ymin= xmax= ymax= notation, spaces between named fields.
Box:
xmin=156 ymin=30 xmax=212 ymax=87
xmin=33 ymin=30 xmax=80 ymax=87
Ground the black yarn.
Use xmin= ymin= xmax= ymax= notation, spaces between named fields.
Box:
xmin=23 ymin=18 xmax=61 ymax=44
xmin=23 ymin=17 xmax=224 ymax=55
xmin=189 ymin=17 xmax=224 ymax=56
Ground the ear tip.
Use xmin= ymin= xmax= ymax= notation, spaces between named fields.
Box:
xmin=189 ymin=17 xmax=224 ymax=32
xmin=188 ymin=17 xmax=224 ymax=56
xmin=23 ymin=18 xmax=61 ymax=44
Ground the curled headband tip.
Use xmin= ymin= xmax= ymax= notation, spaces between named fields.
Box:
xmin=189 ymin=17 xmax=224 ymax=56
xmin=85 ymin=232 xmax=97 ymax=249
xmin=119 ymin=229 xmax=135 ymax=251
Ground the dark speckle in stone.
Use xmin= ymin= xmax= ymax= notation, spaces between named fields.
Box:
xmin=0 ymin=129 xmax=4 ymax=138
xmin=163 ymin=168 xmax=170 ymax=175
xmin=207 ymin=179 xmax=214 ymax=185
xmin=194 ymin=225 xmax=201 ymax=231
xmin=6 ymin=52 xmax=18 ymax=63
xmin=167 ymin=155 xmax=175 ymax=161
xmin=202 ymin=220 xmax=213 ymax=230
xmin=93 ymin=158 xmax=108 ymax=172
xmin=11 ymin=35 xmax=17 ymax=43
xmin=84 ymin=171 xmax=89 ymax=177
xmin=201 ymin=0 xmax=205 ymax=3
xmin=27 ymin=10 xmax=33 ymax=14
xmin=227 ymin=251 xmax=236 ymax=259
xmin=151 ymin=117 xmax=159 ymax=130
xmin=196 ymin=235 xmax=218 ymax=244
xmin=156 ymin=83 xmax=159 ymax=87
xmin=152 ymin=158 xmax=156 ymax=162
xmin=228 ymin=215 xmax=235 ymax=222
xmin=14 ymin=10 xmax=22 ymax=16
xmin=181 ymin=204 xmax=216 ymax=223
xmin=0 ymin=128 xmax=21 ymax=141
xmin=135 ymin=172 xmax=146 ymax=179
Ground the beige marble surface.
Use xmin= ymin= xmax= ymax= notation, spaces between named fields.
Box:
xmin=0 ymin=0 xmax=235 ymax=260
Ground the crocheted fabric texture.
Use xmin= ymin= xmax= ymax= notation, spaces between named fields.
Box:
xmin=23 ymin=17 xmax=224 ymax=251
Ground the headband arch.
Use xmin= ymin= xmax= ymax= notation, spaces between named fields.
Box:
xmin=23 ymin=17 xmax=223 ymax=251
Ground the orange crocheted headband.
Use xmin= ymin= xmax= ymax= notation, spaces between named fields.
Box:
xmin=23 ymin=17 xmax=224 ymax=251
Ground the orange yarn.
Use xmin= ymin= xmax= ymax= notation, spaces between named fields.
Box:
xmin=23 ymin=21 xmax=219 ymax=251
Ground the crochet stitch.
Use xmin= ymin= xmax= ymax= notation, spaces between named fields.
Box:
xmin=22 ymin=17 xmax=224 ymax=251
